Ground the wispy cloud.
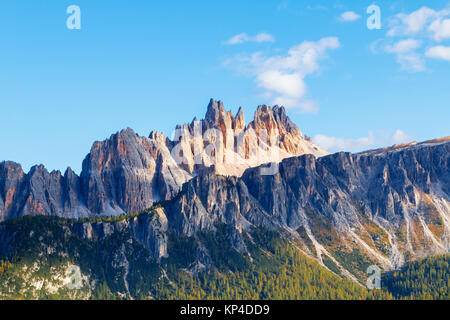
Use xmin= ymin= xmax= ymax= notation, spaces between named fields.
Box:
xmin=276 ymin=1 xmax=288 ymax=11
xmin=385 ymin=39 xmax=422 ymax=53
xmin=338 ymin=11 xmax=361 ymax=22
xmin=224 ymin=32 xmax=275 ymax=45
xmin=396 ymin=53 xmax=426 ymax=72
xmin=313 ymin=130 xmax=413 ymax=153
xmin=306 ymin=4 xmax=327 ymax=11
xmin=384 ymin=39 xmax=425 ymax=72
xmin=225 ymin=37 xmax=340 ymax=112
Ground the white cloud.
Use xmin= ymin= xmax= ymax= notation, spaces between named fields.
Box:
xmin=381 ymin=6 xmax=450 ymax=70
xmin=225 ymin=32 xmax=275 ymax=45
xmin=426 ymin=45 xmax=450 ymax=61
xmin=338 ymin=11 xmax=361 ymax=22
xmin=396 ymin=53 xmax=426 ymax=72
xmin=257 ymin=71 xmax=305 ymax=98
xmin=314 ymin=132 xmax=377 ymax=151
xmin=313 ymin=130 xmax=413 ymax=152
xmin=384 ymin=39 xmax=425 ymax=72
xmin=391 ymin=129 xmax=413 ymax=144
xmin=387 ymin=7 xmax=440 ymax=37
xmin=226 ymin=37 xmax=339 ymax=112
xmin=429 ymin=18 xmax=450 ymax=41
xmin=387 ymin=6 xmax=450 ymax=40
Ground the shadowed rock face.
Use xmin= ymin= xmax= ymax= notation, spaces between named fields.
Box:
xmin=0 ymin=99 xmax=325 ymax=220
xmin=0 ymin=161 xmax=26 ymax=220
xmin=194 ymin=139 xmax=450 ymax=268
xmin=141 ymin=138 xmax=448 ymax=277
xmin=63 ymin=138 xmax=450 ymax=278
xmin=0 ymin=162 xmax=89 ymax=220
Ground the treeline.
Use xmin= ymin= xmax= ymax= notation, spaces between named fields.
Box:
xmin=383 ymin=254 xmax=450 ymax=300
xmin=153 ymin=228 xmax=392 ymax=300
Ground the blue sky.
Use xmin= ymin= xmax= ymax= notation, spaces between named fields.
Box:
xmin=1 ymin=0 xmax=449 ymax=173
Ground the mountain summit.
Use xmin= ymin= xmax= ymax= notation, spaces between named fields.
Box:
xmin=0 ymin=99 xmax=326 ymax=220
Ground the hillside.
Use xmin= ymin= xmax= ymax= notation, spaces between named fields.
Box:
xmin=0 ymin=215 xmax=389 ymax=300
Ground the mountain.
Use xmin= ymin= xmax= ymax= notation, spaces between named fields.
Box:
xmin=0 ymin=99 xmax=326 ymax=221
xmin=0 ymin=215 xmax=390 ymax=300
xmin=120 ymin=136 xmax=450 ymax=280
xmin=0 ymin=99 xmax=449 ymax=299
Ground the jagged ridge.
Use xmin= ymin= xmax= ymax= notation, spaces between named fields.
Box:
xmin=0 ymin=99 xmax=326 ymax=220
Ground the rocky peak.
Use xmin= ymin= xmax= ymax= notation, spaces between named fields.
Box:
xmin=29 ymin=164 xmax=49 ymax=176
xmin=64 ymin=167 xmax=77 ymax=179
xmin=273 ymin=105 xmax=302 ymax=135
xmin=0 ymin=161 xmax=24 ymax=182
xmin=250 ymin=104 xmax=302 ymax=137
xmin=149 ymin=130 xmax=167 ymax=145
xmin=233 ymin=107 xmax=245 ymax=133
xmin=0 ymin=162 xmax=25 ymax=219
xmin=203 ymin=99 xmax=234 ymax=132
xmin=250 ymin=105 xmax=276 ymax=134
xmin=120 ymin=127 xmax=138 ymax=137
xmin=204 ymin=99 xmax=224 ymax=126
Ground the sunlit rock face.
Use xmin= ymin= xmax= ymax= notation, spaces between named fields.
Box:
xmin=170 ymin=99 xmax=328 ymax=177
